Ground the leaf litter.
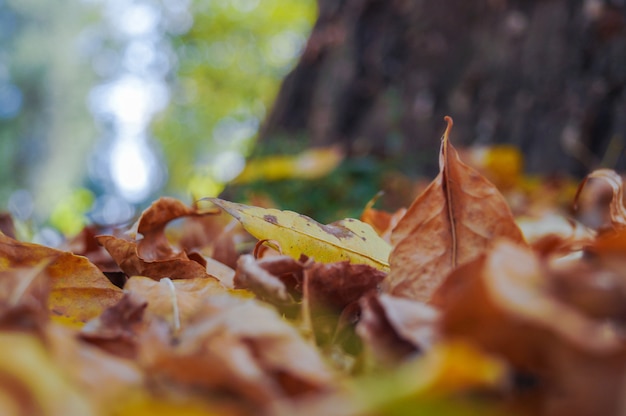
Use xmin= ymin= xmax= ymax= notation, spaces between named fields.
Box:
xmin=0 ymin=118 xmax=625 ymax=415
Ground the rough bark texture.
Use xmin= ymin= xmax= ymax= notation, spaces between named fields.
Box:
xmin=260 ymin=0 xmax=626 ymax=176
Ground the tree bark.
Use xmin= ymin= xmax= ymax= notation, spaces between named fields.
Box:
xmin=260 ymin=0 xmax=626 ymax=177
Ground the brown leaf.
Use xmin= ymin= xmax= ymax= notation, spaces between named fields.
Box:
xmin=45 ymin=323 xmax=145 ymax=409
xmin=0 ymin=264 xmax=50 ymax=332
xmin=303 ymin=261 xmax=386 ymax=347
xmin=0 ymin=233 xmax=123 ymax=324
xmin=574 ymin=169 xmax=626 ymax=229
xmin=141 ymin=295 xmax=334 ymax=407
xmin=0 ymin=212 xmax=16 ymax=239
xmin=433 ymin=239 xmax=626 ymax=416
xmin=385 ymin=117 xmax=525 ymax=302
xmin=79 ymin=292 xmax=148 ymax=359
xmin=356 ymin=292 xmax=440 ymax=368
xmin=234 ymin=254 xmax=305 ymax=308
xmin=124 ymin=275 xmax=231 ymax=330
xmin=135 ymin=197 xmax=218 ymax=261
xmin=97 ymin=235 xmax=212 ymax=280
xmin=97 ymin=197 xmax=230 ymax=282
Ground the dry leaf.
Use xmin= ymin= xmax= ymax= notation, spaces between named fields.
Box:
xmin=433 ymin=239 xmax=626 ymax=415
xmin=45 ymin=323 xmax=145 ymax=409
xmin=124 ymin=275 xmax=231 ymax=330
xmin=135 ymin=197 xmax=218 ymax=260
xmin=574 ymin=169 xmax=626 ymax=229
xmin=302 ymin=261 xmax=386 ymax=348
xmin=0 ymin=264 xmax=50 ymax=332
xmin=0 ymin=233 xmax=123 ymax=325
xmin=386 ymin=117 xmax=525 ymax=302
xmin=0 ymin=331 xmax=97 ymax=415
xmin=233 ymin=254 xmax=305 ymax=308
xmin=233 ymin=146 xmax=343 ymax=183
xmin=360 ymin=196 xmax=406 ymax=243
xmin=356 ymin=292 xmax=440 ymax=367
xmin=79 ymin=292 xmax=148 ymax=358
xmin=141 ymin=295 xmax=335 ymax=408
xmin=272 ymin=341 xmax=507 ymax=416
xmin=97 ymin=235 xmax=213 ymax=280
xmin=97 ymin=197 xmax=225 ymax=282
xmin=209 ymin=198 xmax=391 ymax=271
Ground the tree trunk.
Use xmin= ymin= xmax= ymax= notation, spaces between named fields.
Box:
xmin=260 ymin=0 xmax=626 ymax=177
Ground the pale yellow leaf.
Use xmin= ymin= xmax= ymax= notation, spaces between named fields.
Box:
xmin=209 ymin=198 xmax=391 ymax=271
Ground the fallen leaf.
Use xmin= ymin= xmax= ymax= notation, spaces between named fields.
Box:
xmin=360 ymin=195 xmax=406 ymax=243
xmin=124 ymin=275 xmax=232 ymax=330
xmin=0 ymin=331 xmax=97 ymax=415
xmin=209 ymin=198 xmax=391 ymax=271
xmin=79 ymin=292 xmax=148 ymax=358
xmin=433 ymin=239 xmax=626 ymax=415
xmin=45 ymin=323 xmax=145 ymax=410
xmin=97 ymin=198 xmax=229 ymax=282
xmin=0 ymin=212 xmax=16 ymax=239
xmin=97 ymin=235 xmax=213 ymax=281
xmin=385 ymin=117 xmax=525 ymax=302
xmin=302 ymin=261 xmax=386 ymax=348
xmin=135 ymin=197 xmax=219 ymax=261
xmin=356 ymin=292 xmax=440 ymax=368
xmin=574 ymin=169 xmax=626 ymax=229
xmin=272 ymin=341 xmax=507 ymax=416
xmin=141 ymin=295 xmax=335 ymax=408
xmin=233 ymin=254 xmax=305 ymax=308
xmin=0 ymin=233 xmax=123 ymax=325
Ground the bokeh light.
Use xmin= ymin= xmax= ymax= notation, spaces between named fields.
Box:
xmin=0 ymin=0 xmax=316 ymax=234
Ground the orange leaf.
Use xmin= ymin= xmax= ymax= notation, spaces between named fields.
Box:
xmin=0 ymin=233 xmax=123 ymax=324
xmin=97 ymin=235 xmax=213 ymax=281
xmin=433 ymin=240 xmax=626 ymax=415
xmin=385 ymin=117 xmax=525 ymax=301
xmin=360 ymin=196 xmax=406 ymax=244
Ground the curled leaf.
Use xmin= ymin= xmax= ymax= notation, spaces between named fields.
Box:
xmin=209 ymin=198 xmax=391 ymax=271
xmin=356 ymin=293 xmax=440 ymax=368
xmin=97 ymin=235 xmax=212 ymax=281
xmin=434 ymin=239 xmax=626 ymax=415
xmin=386 ymin=117 xmax=525 ymax=302
xmin=574 ymin=168 xmax=626 ymax=229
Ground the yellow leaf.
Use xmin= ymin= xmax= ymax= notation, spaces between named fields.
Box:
xmin=0 ymin=332 xmax=96 ymax=415
xmin=209 ymin=198 xmax=391 ymax=271
xmin=233 ymin=146 xmax=343 ymax=183
xmin=0 ymin=233 xmax=123 ymax=324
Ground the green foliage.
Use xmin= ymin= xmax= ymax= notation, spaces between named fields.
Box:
xmin=225 ymin=156 xmax=389 ymax=224
xmin=154 ymin=0 xmax=317 ymax=198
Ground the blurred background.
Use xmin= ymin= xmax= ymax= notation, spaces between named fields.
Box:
xmin=0 ymin=0 xmax=316 ymax=240
xmin=1 ymin=0 xmax=625 ymax=241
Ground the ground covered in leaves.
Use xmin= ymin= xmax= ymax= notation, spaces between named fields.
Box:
xmin=1 ymin=119 xmax=625 ymax=416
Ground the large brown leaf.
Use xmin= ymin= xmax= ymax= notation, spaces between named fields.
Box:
xmin=385 ymin=117 xmax=525 ymax=301
xmin=433 ymin=240 xmax=626 ymax=416
xmin=0 ymin=233 xmax=123 ymax=324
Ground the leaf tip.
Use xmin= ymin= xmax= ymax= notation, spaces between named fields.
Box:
xmin=443 ymin=116 xmax=454 ymax=137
